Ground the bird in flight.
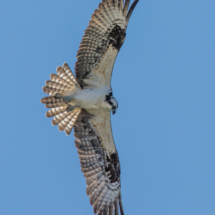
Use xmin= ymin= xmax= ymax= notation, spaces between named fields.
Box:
xmin=41 ymin=0 xmax=139 ymax=214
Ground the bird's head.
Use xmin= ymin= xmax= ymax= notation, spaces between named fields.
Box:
xmin=105 ymin=92 xmax=118 ymax=115
xmin=110 ymin=97 xmax=118 ymax=115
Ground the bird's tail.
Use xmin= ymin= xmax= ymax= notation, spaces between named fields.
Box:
xmin=41 ymin=63 xmax=81 ymax=135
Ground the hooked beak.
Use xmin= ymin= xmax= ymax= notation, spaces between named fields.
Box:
xmin=112 ymin=109 xmax=116 ymax=115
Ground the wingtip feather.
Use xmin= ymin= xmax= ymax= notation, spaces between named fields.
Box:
xmin=123 ymin=0 xmax=130 ymax=16
xmin=126 ymin=0 xmax=139 ymax=23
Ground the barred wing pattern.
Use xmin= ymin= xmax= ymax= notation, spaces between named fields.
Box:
xmin=41 ymin=1 xmax=139 ymax=214
xmin=75 ymin=0 xmax=139 ymax=89
xmin=74 ymin=109 xmax=123 ymax=215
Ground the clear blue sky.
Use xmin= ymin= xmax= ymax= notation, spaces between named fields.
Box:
xmin=1 ymin=0 xmax=215 ymax=214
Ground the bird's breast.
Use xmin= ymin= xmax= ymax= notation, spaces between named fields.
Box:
xmin=73 ymin=87 xmax=112 ymax=110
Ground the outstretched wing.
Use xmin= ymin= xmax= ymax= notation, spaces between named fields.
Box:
xmin=75 ymin=0 xmax=139 ymax=89
xmin=74 ymin=109 xmax=124 ymax=215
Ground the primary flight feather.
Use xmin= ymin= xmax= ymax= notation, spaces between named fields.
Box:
xmin=41 ymin=0 xmax=139 ymax=214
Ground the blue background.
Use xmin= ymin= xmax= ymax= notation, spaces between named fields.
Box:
xmin=1 ymin=0 xmax=215 ymax=214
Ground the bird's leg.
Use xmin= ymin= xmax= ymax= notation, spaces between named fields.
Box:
xmin=63 ymin=95 xmax=74 ymax=104
xmin=54 ymin=92 xmax=74 ymax=104
xmin=66 ymin=104 xmax=77 ymax=112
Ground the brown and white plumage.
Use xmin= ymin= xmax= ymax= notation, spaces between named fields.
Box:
xmin=41 ymin=0 xmax=139 ymax=214
xmin=74 ymin=109 xmax=122 ymax=215
xmin=76 ymin=0 xmax=139 ymax=89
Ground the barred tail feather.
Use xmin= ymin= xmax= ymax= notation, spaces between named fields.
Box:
xmin=50 ymin=73 xmax=74 ymax=88
xmin=41 ymin=63 xmax=81 ymax=135
xmin=42 ymin=86 xmax=66 ymax=96
xmin=46 ymin=107 xmax=67 ymax=118
xmin=45 ymin=100 xmax=66 ymax=108
xmin=41 ymin=96 xmax=56 ymax=104
xmin=59 ymin=108 xmax=81 ymax=135
xmin=62 ymin=63 xmax=80 ymax=87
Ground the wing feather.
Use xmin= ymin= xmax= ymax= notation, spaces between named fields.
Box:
xmin=108 ymin=199 xmax=114 ymax=215
xmin=93 ymin=186 xmax=109 ymax=214
xmin=97 ymin=189 xmax=111 ymax=215
xmin=75 ymin=0 xmax=139 ymax=89
xmin=114 ymin=196 xmax=119 ymax=215
xmin=87 ymin=177 xmax=104 ymax=196
xmin=84 ymin=169 xmax=102 ymax=179
xmin=123 ymin=0 xmax=130 ymax=16
xmin=74 ymin=109 xmax=124 ymax=215
xmin=86 ymin=174 xmax=99 ymax=186
xmin=126 ymin=0 xmax=139 ymax=23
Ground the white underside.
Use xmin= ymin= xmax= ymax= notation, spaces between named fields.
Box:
xmin=68 ymin=86 xmax=112 ymax=110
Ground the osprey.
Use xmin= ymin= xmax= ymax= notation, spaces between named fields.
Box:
xmin=41 ymin=0 xmax=139 ymax=214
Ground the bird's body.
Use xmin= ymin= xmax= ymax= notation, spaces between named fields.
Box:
xmin=72 ymin=86 xmax=112 ymax=110
xmin=41 ymin=1 xmax=139 ymax=214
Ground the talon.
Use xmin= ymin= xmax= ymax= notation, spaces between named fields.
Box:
xmin=67 ymin=104 xmax=77 ymax=112
xmin=64 ymin=98 xmax=69 ymax=104
xmin=54 ymin=93 xmax=63 ymax=99
xmin=63 ymin=96 xmax=73 ymax=104
xmin=67 ymin=104 xmax=71 ymax=111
